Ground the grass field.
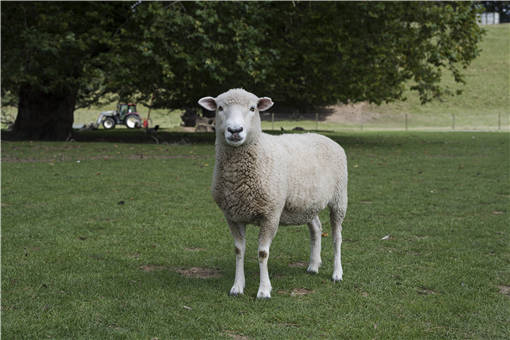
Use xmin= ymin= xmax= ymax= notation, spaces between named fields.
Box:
xmin=2 ymin=131 xmax=509 ymax=339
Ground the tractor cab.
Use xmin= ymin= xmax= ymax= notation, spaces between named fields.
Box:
xmin=118 ymin=103 xmax=138 ymax=119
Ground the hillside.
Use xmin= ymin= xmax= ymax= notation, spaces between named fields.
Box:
xmin=328 ymin=24 xmax=509 ymax=130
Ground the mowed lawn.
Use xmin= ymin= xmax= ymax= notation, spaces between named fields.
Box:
xmin=2 ymin=131 xmax=509 ymax=339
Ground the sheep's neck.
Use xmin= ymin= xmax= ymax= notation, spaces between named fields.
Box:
xmin=216 ymin=141 xmax=261 ymax=174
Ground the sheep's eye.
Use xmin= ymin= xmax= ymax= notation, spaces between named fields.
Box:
xmin=249 ymin=106 xmax=255 ymax=112
xmin=218 ymin=106 xmax=223 ymax=112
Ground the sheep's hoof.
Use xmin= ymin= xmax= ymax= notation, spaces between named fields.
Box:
xmin=306 ymin=266 xmax=320 ymax=274
xmin=256 ymin=289 xmax=272 ymax=299
xmin=331 ymin=274 xmax=343 ymax=283
xmin=229 ymin=287 xmax=244 ymax=296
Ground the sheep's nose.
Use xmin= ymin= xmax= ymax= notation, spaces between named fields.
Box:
xmin=228 ymin=127 xmax=243 ymax=134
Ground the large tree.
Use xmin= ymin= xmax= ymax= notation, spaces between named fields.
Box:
xmin=2 ymin=1 xmax=484 ymax=139
xmin=1 ymin=2 xmax=130 ymax=140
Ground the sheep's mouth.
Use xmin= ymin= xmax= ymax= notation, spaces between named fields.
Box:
xmin=225 ymin=133 xmax=245 ymax=146
xmin=228 ymin=133 xmax=242 ymax=142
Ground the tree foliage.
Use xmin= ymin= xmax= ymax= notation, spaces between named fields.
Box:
xmin=108 ymin=1 xmax=275 ymax=109
xmin=113 ymin=1 xmax=483 ymax=110
xmin=1 ymin=2 xmax=130 ymax=108
xmin=1 ymin=1 xmax=484 ymax=139
xmin=276 ymin=2 xmax=485 ymax=105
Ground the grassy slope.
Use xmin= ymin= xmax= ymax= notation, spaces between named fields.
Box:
xmin=364 ymin=24 xmax=510 ymax=129
xmin=2 ymin=132 xmax=509 ymax=339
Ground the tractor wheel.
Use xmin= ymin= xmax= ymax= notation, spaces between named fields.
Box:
xmin=102 ymin=117 xmax=116 ymax=129
xmin=125 ymin=114 xmax=141 ymax=129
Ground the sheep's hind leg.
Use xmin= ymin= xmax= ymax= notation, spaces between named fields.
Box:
xmin=330 ymin=208 xmax=345 ymax=282
xmin=228 ymin=221 xmax=246 ymax=296
xmin=306 ymin=216 xmax=322 ymax=274
xmin=257 ymin=219 xmax=278 ymax=299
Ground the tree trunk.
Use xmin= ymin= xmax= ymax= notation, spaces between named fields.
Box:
xmin=13 ymin=85 xmax=76 ymax=140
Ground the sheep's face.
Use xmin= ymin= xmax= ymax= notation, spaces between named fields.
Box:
xmin=198 ymin=89 xmax=273 ymax=147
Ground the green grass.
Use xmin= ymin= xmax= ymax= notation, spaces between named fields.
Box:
xmin=2 ymin=131 xmax=509 ymax=339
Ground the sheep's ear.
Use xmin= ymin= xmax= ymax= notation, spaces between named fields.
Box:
xmin=198 ymin=96 xmax=217 ymax=111
xmin=257 ymin=97 xmax=273 ymax=111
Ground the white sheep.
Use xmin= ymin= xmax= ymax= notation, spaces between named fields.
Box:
xmin=198 ymin=89 xmax=348 ymax=299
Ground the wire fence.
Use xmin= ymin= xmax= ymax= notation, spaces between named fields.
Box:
xmin=261 ymin=112 xmax=510 ymax=132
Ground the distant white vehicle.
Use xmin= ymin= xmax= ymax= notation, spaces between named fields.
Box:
xmin=478 ymin=12 xmax=500 ymax=25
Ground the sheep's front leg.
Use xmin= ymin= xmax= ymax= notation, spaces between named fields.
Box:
xmin=257 ymin=220 xmax=278 ymax=299
xmin=228 ymin=221 xmax=246 ymax=296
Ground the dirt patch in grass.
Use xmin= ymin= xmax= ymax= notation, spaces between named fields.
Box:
xmin=417 ymin=287 xmax=438 ymax=295
xmin=324 ymin=102 xmax=381 ymax=124
xmin=290 ymin=288 xmax=314 ymax=297
xmin=175 ymin=267 xmax=222 ymax=279
xmin=498 ymin=285 xmax=510 ymax=296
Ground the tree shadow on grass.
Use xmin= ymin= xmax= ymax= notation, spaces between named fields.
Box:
xmin=1 ymin=129 xmax=217 ymax=144
xmin=2 ymin=127 xmax=435 ymax=149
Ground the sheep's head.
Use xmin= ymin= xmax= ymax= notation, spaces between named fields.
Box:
xmin=198 ymin=89 xmax=273 ymax=147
